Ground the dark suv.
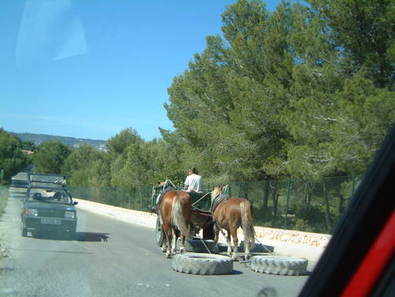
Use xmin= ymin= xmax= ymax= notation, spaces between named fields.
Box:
xmin=21 ymin=173 xmax=78 ymax=239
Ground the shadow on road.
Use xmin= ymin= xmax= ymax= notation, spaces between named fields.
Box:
xmin=30 ymin=232 xmax=110 ymax=242
xmin=76 ymin=232 xmax=110 ymax=242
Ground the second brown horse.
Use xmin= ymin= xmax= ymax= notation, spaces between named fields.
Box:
xmin=211 ymin=185 xmax=255 ymax=259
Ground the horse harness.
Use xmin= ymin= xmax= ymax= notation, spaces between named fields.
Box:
xmin=210 ymin=192 xmax=229 ymax=213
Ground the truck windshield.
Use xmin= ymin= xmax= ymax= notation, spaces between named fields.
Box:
xmin=11 ymin=180 xmax=28 ymax=187
xmin=28 ymin=189 xmax=72 ymax=204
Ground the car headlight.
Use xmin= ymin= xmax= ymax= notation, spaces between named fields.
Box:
xmin=65 ymin=211 xmax=75 ymax=219
xmin=25 ymin=209 xmax=38 ymax=216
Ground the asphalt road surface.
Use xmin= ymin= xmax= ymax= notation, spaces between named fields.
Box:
xmin=0 ymin=196 xmax=309 ymax=297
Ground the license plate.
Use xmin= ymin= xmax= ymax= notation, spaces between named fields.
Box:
xmin=41 ymin=218 xmax=61 ymax=225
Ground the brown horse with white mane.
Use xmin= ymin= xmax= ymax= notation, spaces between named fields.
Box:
xmin=155 ymin=180 xmax=215 ymax=256
xmin=158 ymin=189 xmax=193 ymax=258
xmin=211 ymin=185 xmax=255 ymax=259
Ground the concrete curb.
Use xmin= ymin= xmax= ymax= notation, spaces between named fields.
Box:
xmin=75 ymin=198 xmax=330 ymax=262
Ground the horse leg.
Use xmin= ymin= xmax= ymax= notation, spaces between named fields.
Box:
xmin=213 ymin=223 xmax=220 ymax=244
xmin=171 ymin=228 xmax=177 ymax=254
xmin=163 ymin=224 xmax=172 ymax=258
xmin=161 ymin=242 xmax=167 ymax=253
xmin=179 ymin=234 xmax=186 ymax=253
xmin=225 ymin=229 xmax=232 ymax=256
xmin=244 ymin=230 xmax=251 ymax=260
xmin=230 ymin=227 xmax=239 ymax=260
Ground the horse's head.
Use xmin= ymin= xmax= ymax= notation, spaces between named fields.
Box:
xmin=211 ymin=185 xmax=223 ymax=201
xmin=211 ymin=184 xmax=231 ymax=204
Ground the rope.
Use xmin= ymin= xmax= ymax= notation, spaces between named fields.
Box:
xmin=191 ymin=192 xmax=210 ymax=207
xmin=198 ymin=237 xmax=212 ymax=254
xmin=165 ymin=179 xmax=178 ymax=189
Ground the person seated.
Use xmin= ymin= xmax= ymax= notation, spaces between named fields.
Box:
xmin=53 ymin=191 xmax=63 ymax=200
xmin=184 ymin=168 xmax=204 ymax=202
xmin=32 ymin=193 xmax=43 ymax=200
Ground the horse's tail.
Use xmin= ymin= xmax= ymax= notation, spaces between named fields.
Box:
xmin=240 ymin=199 xmax=255 ymax=249
xmin=171 ymin=197 xmax=191 ymax=238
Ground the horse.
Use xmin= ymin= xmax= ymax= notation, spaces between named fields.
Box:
xmin=155 ymin=181 xmax=215 ymax=256
xmin=190 ymin=208 xmax=215 ymax=240
xmin=211 ymin=185 xmax=255 ymax=260
xmin=157 ymin=182 xmax=193 ymax=258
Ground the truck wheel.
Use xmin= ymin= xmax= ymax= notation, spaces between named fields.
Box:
xmin=155 ymin=218 xmax=164 ymax=247
xmin=172 ymin=253 xmax=233 ymax=275
xmin=249 ymin=256 xmax=308 ymax=276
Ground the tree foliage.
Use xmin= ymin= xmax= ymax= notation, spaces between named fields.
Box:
xmin=33 ymin=141 xmax=71 ymax=174
xmin=165 ymin=0 xmax=394 ymax=182
xmin=61 ymin=1 xmax=394 ymax=217
xmin=0 ymin=129 xmax=30 ymax=182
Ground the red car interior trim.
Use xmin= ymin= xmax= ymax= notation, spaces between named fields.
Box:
xmin=341 ymin=211 xmax=395 ymax=297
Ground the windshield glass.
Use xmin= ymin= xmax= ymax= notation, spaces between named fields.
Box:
xmin=0 ymin=0 xmax=393 ymax=297
xmin=28 ymin=189 xmax=72 ymax=204
xmin=11 ymin=180 xmax=28 ymax=187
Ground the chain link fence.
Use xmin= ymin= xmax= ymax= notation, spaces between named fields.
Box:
xmin=224 ymin=176 xmax=360 ymax=234
xmin=69 ymin=176 xmax=360 ymax=234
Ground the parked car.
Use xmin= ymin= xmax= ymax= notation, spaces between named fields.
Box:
xmin=9 ymin=173 xmax=29 ymax=198
xmin=21 ymin=173 xmax=78 ymax=239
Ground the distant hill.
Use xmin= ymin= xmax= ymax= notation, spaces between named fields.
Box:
xmin=11 ymin=132 xmax=107 ymax=151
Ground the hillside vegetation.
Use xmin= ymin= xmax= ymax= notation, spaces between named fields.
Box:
xmin=11 ymin=132 xmax=106 ymax=150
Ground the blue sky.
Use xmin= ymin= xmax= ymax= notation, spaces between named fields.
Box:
xmin=1 ymin=0 xmax=279 ymax=141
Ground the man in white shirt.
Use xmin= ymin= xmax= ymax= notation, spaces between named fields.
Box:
xmin=184 ymin=168 xmax=202 ymax=193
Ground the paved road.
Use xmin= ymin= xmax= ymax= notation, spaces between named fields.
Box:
xmin=0 ymin=196 xmax=308 ymax=297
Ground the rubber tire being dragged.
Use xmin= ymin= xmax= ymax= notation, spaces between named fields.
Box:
xmin=172 ymin=253 xmax=233 ymax=275
xmin=249 ymin=256 xmax=308 ymax=276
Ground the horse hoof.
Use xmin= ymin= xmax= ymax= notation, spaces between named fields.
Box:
xmin=180 ymin=248 xmax=186 ymax=254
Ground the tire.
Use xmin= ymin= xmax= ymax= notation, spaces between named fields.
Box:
xmin=154 ymin=218 xmax=165 ymax=247
xmin=249 ymin=256 xmax=308 ymax=276
xmin=172 ymin=253 xmax=233 ymax=275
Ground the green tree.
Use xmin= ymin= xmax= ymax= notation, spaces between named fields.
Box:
xmin=282 ymin=1 xmax=395 ymax=179
xmin=63 ymin=144 xmax=111 ymax=187
xmin=106 ymin=128 xmax=143 ymax=156
xmin=0 ymin=129 xmax=29 ymax=182
xmin=33 ymin=140 xmax=71 ymax=174
xmin=166 ymin=0 xmax=295 ymax=181
xmin=21 ymin=141 xmax=36 ymax=151
xmin=308 ymin=0 xmax=394 ymax=88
